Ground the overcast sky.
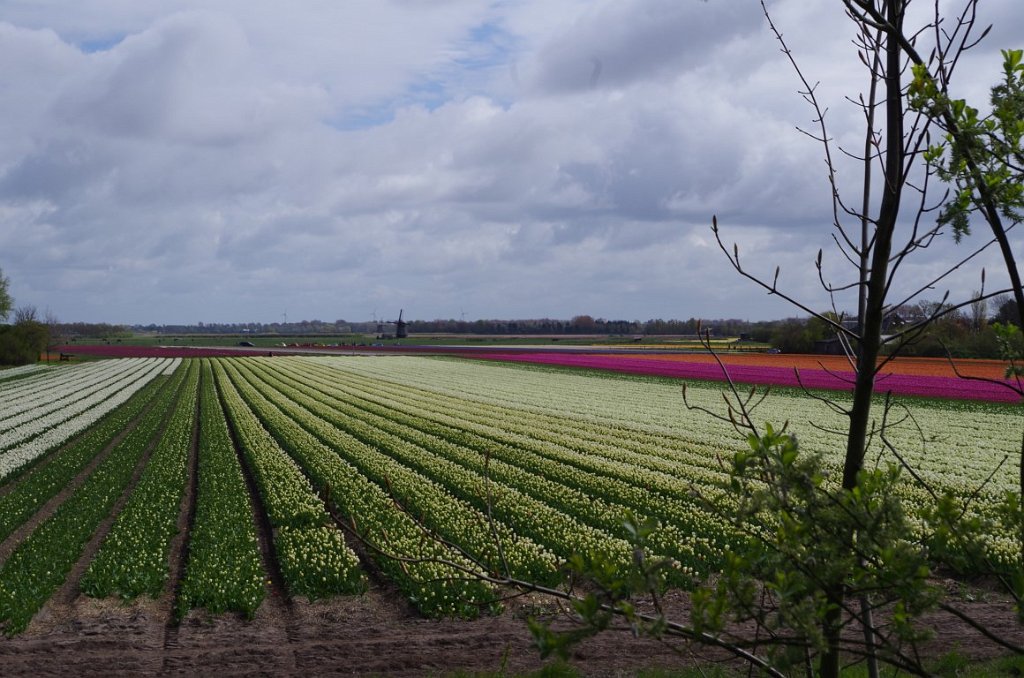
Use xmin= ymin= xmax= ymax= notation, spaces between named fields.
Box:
xmin=1 ymin=1 xmax=1021 ymax=325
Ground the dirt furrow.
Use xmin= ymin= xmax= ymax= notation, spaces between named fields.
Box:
xmin=319 ymin=483 xmax=419 ymax=617
xmin=164 ymin=371 xmax=296 ymax=674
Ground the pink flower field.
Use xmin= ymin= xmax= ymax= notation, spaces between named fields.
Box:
xmin=471 ymin=352 xmax=1023 ymax=404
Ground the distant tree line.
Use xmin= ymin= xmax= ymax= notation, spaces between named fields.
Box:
xmin=56 ymin=322 xmax=131 ymax=339
xmin=131 ymin=319 xmax=351 ymax=335
xmin=126 ymin=309 xmax=1001 ymax=358
xmin=129 ymin=316 xmax=760 ymax=337
xmin=770 ymin=296 xmax=1018 ymax=358
xmin=0 ymin=319 xmax=48 ymax=365
xmin=405 ymin=315 xmax=776 ymax=337
xmin=32 ymin=296 xmax=1020 ymax=361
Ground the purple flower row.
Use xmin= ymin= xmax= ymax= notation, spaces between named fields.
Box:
xmin=473 ymin=353 xmax=1022 ymax=404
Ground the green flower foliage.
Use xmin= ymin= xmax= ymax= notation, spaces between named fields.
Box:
xmin=254 ymin=357 xmax=725 ymax=585
xmin=219 ymin=359 xmax=496 ymax=618
xmin=174 ymin=361 xmax=264 ymax=620
xmin=0 ymin=375 xmax=167 ymax=544
xmin=529 ymin=511 xmax=674 ymax=661
xmin=213 ymin=361 xmax=365 ymax=600
xmin=274 ymin=525 xmax=366 ymax=600
xmin=80 ymin=360 xmax=200 ymax=599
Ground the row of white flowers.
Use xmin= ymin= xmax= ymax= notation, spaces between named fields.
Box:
xmin=5 ymin=352 xmax=1010 ymax=616
xmin=0 ymin=364 xmax=48 ymax=382
xmin=0 ymin=369 xmax=166 ymax=546
xmin=0 ymin=365 xmax=60 ymax=395
xmin=267 ymin=357 xmax=718 ymax=580
xmin=264 ymin=361 xmax=697 ymax=575
xmin=161 ymin=357 xmax=182 ymax=376
xmin=229 ymin=359 xmax=563 ymax=586
xmin=212 ymin=360 xmax=366 ymax=599
xmin=0 ymin=360 xmax=151 ymax=435
xmin=290 ymin=358 xmax=737 ymax=501
xmin=297 ymin=355 xmax=1024 ymax=570
xmin=300 ymin=358 xmax=731 ymax=484
xmin=175 ymin=360 xmax=265 ymax=619
xmin=218 ymin=359 xmax=496 ymax=617
xmin=0 ymin=359 xmax=186 ymax=633
xmin=80 ymin=360 xmax=200 ymax=600
xmin=0 ymin=355 xmax=135 ymax=397
xmin=0 ymin=359 xmax=132 ymax=423
xmin=0 ymin=358 xmax=169 ymax=480
xmin=307 ymin=355 xmax=1021 ymax=497
xmin=287 ymin=359 xmax=727 ymax=561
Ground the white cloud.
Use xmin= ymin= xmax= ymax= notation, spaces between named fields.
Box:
xmin=0 ymin=0 xmax=1020 ymax=324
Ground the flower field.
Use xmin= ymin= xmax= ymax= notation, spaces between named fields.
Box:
xmin=0 ymin=354 xmax=1020 ymax=635
xmin=470 ymin=351 xmax=1024 ymax=403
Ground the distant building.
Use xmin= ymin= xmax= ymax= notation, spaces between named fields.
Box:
xmin=814 ymin=337 xmax=847 ymax=355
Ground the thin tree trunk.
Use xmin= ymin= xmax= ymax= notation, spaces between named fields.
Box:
xmin=859 ymin=31 xmax=883 ymax=678
xmin=821 ymin=4 xmax=904 ymax=675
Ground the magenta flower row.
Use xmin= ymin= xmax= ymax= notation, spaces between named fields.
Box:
xmin=472 ymin=352 xmax=1023 ymax=404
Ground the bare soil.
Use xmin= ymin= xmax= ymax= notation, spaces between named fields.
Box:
xmin=1 ymin=582 xmax=1023 ymax=677
xmin=0 ymin=588 xmax=682 ymax=677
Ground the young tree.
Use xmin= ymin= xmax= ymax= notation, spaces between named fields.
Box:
xmin=909 ymin=47 xmax=1024 ymax=324
xmin=344 ymin=2 xmax=1022 ymax=676
xmin=698 ymin=3 xmax=1024 ymax=675
xmin=525 ymin=1 xmax=1024 ymax=675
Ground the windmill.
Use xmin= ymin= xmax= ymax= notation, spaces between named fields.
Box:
xmin=375 ymin=309 xmax=408 ymax=339
xmin=391 ymin=309 xmax=408 ymax=339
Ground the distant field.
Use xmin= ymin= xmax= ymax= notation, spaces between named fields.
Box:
xmin=468 ymin=351 xmax=1022 ymax=402
xmin=602 ymin=351 xmax=1011 ymax=379
xmin=53 ymin=339 xmax=1019 ymax=403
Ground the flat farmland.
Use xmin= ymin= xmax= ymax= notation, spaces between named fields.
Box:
xmin=0 ymin=355 xmax=1022 ymax=675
